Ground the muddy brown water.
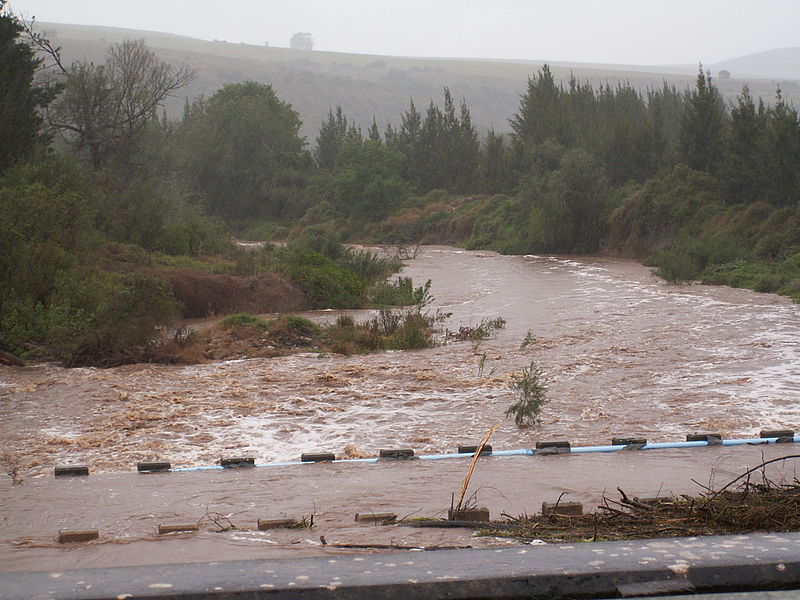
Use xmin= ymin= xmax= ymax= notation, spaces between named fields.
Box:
xmin=1 ymin=246 xmax=799 ymax=571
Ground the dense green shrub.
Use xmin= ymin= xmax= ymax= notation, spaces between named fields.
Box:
xmin=607 ymin=165 xmax=724 ymax=257
xmin=285 ymin=250 xmax=366 ymax=308
xmin=466 ymin=194 xmax=527 ymax=253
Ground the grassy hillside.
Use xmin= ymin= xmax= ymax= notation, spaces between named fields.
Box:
xmin=37 ymin=22 xmax=799 ymax=139
xmin=713 ymin=47 xmax=800 ymax=81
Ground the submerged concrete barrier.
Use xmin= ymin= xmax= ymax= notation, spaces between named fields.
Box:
xmin=378 ymin=449 xmax=415 ymax=460
xmin=257 ymin=518 xmax=300 ymax=530
xmin=301 ymin=453 xmax=336 ymax=463
xmin=542 ymin=501 xmax=584 ymax=516
xmin=354 ymin=512 xmax=397 ymax=524
xmin=137 ymin=461 xmax=171 ymax=472
xmin=158 ymin=523 xmax=199 ymax=534
xmin=687 ymin=433 xmax=723 ymax=444
xmin=219 ymin=457 xmax=255 ymax=468
xmin=457 ymin=444 xmax=492 ymax=455
xmin=54 ymin=465 xmax=89 ymax=477
xmin=57 ymin=529 xmax=98 ymax=544
xmin=611 ymin=437 xmax=647 ymax=446
xmin=447 ymin=507 xmax=490 ymax=522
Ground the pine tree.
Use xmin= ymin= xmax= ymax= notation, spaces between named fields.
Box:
xmin=724 ymin=85 xmax=766 ymax=203
xmin=0 ymin=2 xmax=58 ymax=172
xmin=314 ymin=106 xmax=349 ymax=169
xmin=367 ymin=117 xmax=381 ymax=143
xmin=678 ymin=66 xmax=727 ymax=173
xmin=761 ymin=88 xmax=800 ymax=206
xmin=479 ymin=129 xmax=511 ymax=194
xmin=510 ymin=65 xmax=568 ymax=148
xmin=645 ymin=82 xmax=685 ymax=171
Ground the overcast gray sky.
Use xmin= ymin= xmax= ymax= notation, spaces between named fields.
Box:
xmin=8 ymin=0 xmax=800 ymax=65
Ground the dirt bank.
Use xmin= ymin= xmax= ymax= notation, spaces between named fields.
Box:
xmin=163 ymin=269 xmax=306 ymax=318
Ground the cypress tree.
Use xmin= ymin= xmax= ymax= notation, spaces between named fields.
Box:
xmin=480 ymin=129 xmax=511 ymax=194
xmin=760 ymin=88 xmax=800 ymax=207
xmin=314 ymin=106 xmax=349 ymax=170
xmin=724 ymin=85 xmax=766 ymax=203
xmin=367 ymin=117 xmax=381 ymax=143
xmin=678 ymin=67 xmax=727 ymax=173
xmin=0 ymin=3 xmax=57 ymax=172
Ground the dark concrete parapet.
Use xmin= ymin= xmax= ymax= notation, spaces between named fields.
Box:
xmin=457 ymin=444 xmax=492 ymax=455
xmin=54 ymin=465 xmax=89 ymax=477
xmin=137 ymin=461 xmax=171 ymax=472
xmin=687 ymin=433 xmax=723 ymax=444
xmin=3 ymin=532 xmax=799 ymax=599
xmin=301 ymin=453 xmax=336 ymax=463
xmin=219 ymin=457 xmax=255 ymax=468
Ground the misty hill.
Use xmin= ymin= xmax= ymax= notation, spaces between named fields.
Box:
xmin=712 ymin=47 xmax=800 ymax=81
xmin=37 ymin=22 xmax=799 ymax=140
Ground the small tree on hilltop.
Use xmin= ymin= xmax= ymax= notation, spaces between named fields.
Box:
xmin=290 ymin=32 xmax=313 ymax=50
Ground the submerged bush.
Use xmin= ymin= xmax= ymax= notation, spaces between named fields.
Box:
xmin=506 ymin=361 xmax=549 ymax=428
xmin=64 ymin=273 xmax=181 ymax=367
xmin=323 ymin=304 xmax=445 ymax=355
xmin=368 ymin=277 xmax=432 ymax=308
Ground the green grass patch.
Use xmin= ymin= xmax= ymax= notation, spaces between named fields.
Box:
xmin=220 ymin=313 xmax=271 ymax=331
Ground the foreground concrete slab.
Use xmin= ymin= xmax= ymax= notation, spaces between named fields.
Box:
xmin=1 ymin=532 xmax=799 ymax=599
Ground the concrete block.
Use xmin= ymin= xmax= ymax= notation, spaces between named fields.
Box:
xmin=54 ymin=465 xmax=89 ymax=477
xmin=257 ymin=518 xmax=299 ymax=530
xmin=379 ymin=449 xmax=415 ymax=460
xmin=219 ymin=457 xmax=255 ymax=468
xmin=57 ymin=529 xmax=99 ymax=543
xmin=355 ymin=512 xmax=397 ymax=524
xmin=301 ymin=453 xmax=335 ymax=463
xmin=760 ymin=429 xmax=795 ymax=439
xmin=686 ymin=433 xmax=723 ymax=444
xmin=457 ymin=444 xmax=492 ymax=455
xmin=535 ymin=440 xmax=571 ymax=449
xmin=158 ymin=523 xmax=199 ymax=534
xmin=137 ymin=461 xmax=171 ymax=472
xmin=542 ymin=501 xmax=584 ymax=516
xmin=447 ymin=507 xmax=490 ymax=522
xmin=611 ymin=437 xmax=647 ymax=446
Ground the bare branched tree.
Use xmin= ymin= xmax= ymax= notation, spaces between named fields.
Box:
xmin=28 ymin=33 xmax=194 ymax=169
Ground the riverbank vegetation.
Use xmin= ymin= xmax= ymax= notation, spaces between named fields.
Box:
xmin=165 ymin=300 xmax=445 ymax=362
xmin=298 ymin=67 xmax=797 ymax=301
xmin=2 ymin=4 xmax=799 ymax=365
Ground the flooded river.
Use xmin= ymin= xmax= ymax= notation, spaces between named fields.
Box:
xmin=1 ymin=247 xmax=799 ymax=571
